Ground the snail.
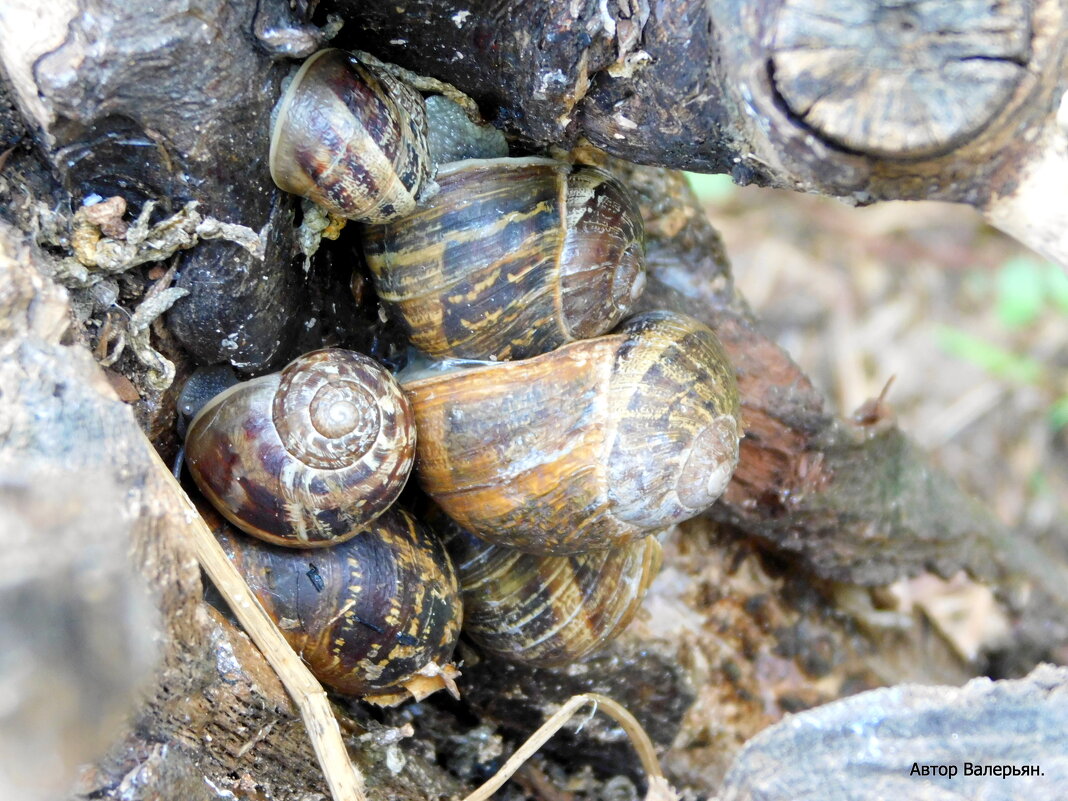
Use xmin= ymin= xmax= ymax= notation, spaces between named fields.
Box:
xmin=441 ymin=517 xmax=663 ymax=667
xmin=269 ymin=48 xmax=433 ymax=223
xmin=212 ymin=507 xmax=463 ymax=705
xmin=184 ymin=348 xmax=415 ymax=548
xmin=402 ymin=309 xmax=741 ymax=555
xmin=363 ymin=157 xmax=647 ymax=361
xmin=269 ymin=49 xmax=509 ymax=223
xmin=269 ymin=48 xmax=647 ymax=361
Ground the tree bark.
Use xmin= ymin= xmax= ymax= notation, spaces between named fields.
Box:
xmin=336 ymin=0 xmax=1068 ymax=267
xmin=0 ymin=0 xmax=310 ymax=371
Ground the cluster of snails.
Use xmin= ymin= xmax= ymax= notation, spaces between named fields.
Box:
xmin=182 ymin=48 xmax=742 ymax=705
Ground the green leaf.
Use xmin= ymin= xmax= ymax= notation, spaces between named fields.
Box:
xmin=1045 ymin=263 xmax=1068 ymax=316
xmin=684 ymin=172 xmax=736 ymax=203
xmin=1049 ymin=396 xmax=1068 ymax=431
xmin=995 ymin=257 xmax=1045 ymax=328
xmin=1028 ymin=468 xmax=1049 ymax=495
xmin=937 ymin=326 xmax=1043 ymax=384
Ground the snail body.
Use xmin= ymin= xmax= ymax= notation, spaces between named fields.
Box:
xmin=363 ymin=157 xmax=647 ymax=361
xmin=402 ymin=310 xmax=741 ymax=555
xmin=423 ymin=94 xmax=509 ymax=166
xmin=269 ymin=48 xmax=431 ymax=223
xmin=185 ymin=348 xmax=415 ymax=548
xmin=214 ymin=507 xmax=462 ymax=704
xmin=443 ymin=520 xmax=662 ymax=667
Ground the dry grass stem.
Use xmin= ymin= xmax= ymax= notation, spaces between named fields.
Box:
xmin=149 ymin=447 xmax=367 ymax=801
xmin=463 ymin=692 xmax=679 ymax=801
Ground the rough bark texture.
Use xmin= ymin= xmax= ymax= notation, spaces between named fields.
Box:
xmin=336 ymin=0 xmax=1068 ymax=266
xmin=0 ymin=0 xmax=309 ymax=371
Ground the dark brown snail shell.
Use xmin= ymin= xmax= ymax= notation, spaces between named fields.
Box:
xmin=363 ymin=157 xmax=647 ymax=361
xmin=402 ymin=310 xmax=741 ymax=555
xmin=269 ymin=48 xmax=431 ymax=223
xmin=442 ymin=519 xmax=662 ymax=667
xmin=214 ymin=507 xmax=462 ymax=704
xmin=185 ymin=348 xmax=415 ymax=548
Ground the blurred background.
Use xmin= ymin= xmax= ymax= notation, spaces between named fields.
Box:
xmin=689 ymin=173 xmax=1067 ymax=533
xmin=689 ymin=173 xmax=1068 ymax=665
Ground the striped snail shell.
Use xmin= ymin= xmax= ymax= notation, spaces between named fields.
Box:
xmin=363 ymin=157 xmax=647 ymax=361
xmin=442 ymin=519 xmax=662 ymax=667
xmin=185 ymin=348 xmax=415 ymax=548
xmin=213 ymin=507 xmax=462 ymax=705
xmin=402 ymin=310 xmax=741 ymax=555
xmin=269 ymin=48 xmax=431 ymax=223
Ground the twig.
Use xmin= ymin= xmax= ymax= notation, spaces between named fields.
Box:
xmin=147 ymin=446 xmax=366 ymax=801
xmin=514 ymin=763 xmax=575 ymax=801
xmin=462 ymin=693 xmax=679 ymax=801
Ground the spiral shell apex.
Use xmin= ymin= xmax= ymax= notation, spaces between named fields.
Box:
xmin=402 ymin=310 xmax=741 ymax=555
xmin=185 ymin=348 xmax=416 ymax=547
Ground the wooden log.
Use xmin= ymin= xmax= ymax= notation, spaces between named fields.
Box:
xmin=767 ymin=0 xmax=1030 ymax=161
xmin=0 ymin=225 xmax=462 ymax=801
xmin=0 ymin=0 xmax=309 ymax=370
xmin=333 ymin=0 xmax=1068 ymax=265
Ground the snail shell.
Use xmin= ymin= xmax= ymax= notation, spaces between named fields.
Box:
xmin=442 ymin=519 xmax=662 ymax=667
xmin=185 ymin=348 xmax=415 ymax=547
xmin=213 ymin=507 xmax=462 ymax=704
xmin=363 ymin=157 xmax=647 ymax=361
xmin=402 ymin=310 xmax=741 ymax=555
xmin=269 ymin=48 xmax=431 ymax=223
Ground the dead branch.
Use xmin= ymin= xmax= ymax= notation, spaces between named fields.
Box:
xmin=335 ymin=0 xmax=1068 ymax=266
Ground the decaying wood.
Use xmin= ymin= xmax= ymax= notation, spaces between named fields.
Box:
xmin=768 ymin=1 xmax=1030 ymax=160
xmin=0 ymin=227 xmax=464 ymax=801
xmin=0 ymin=0 xmax=308 ymax=370
xmin=336 ymin=0 xmax=1068 ymax=266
